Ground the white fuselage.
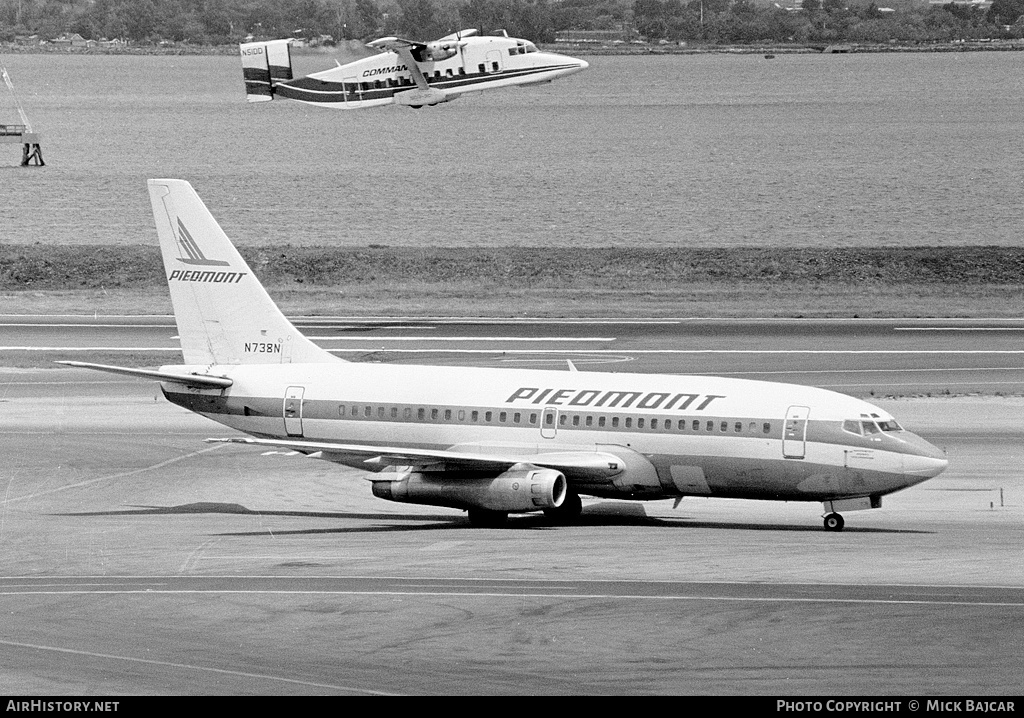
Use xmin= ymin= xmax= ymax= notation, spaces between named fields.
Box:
xmin=274 ymin=37 xmax=588 ymax=108
xmin=161 ymin=361 xmax=948 ymax=503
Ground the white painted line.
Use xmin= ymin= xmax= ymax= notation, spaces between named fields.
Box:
xmin=306 ymin=336 xmax=616 ymax=342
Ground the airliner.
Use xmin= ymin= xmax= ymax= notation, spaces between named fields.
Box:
xmin=240 ymin=30 xmax=588 ymax=109
xmin=60 ymin=180 xmax=948 ymax=530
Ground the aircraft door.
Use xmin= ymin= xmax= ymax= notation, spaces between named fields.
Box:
xmin=343 ymin=75 xmax=358 ymax=102
xmin=783 ymin=405 xmax=810 ymax=459
xmin=284 ymin=386 xmax=305 ymax=437
xmin=486 ymin=50 xmax=502 ymax=73
xmin=540 ymin=406 xmax=558 ymax=439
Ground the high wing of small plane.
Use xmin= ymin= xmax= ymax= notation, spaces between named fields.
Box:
xmin=240 ymin=29 xmax=588 ymax=109
xmin=61 ymin=180 xmax=948 ymax=530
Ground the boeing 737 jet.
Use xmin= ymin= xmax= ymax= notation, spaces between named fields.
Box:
xmin=61 ymin=180 xmax=948 ymax=530
xmin=240 ymin=30 xmax=588 ymax=109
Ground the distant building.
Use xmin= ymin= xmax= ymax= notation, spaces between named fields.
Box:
xmin=554 ymin=26 xmax=640 ymax=44
xmin=50 ymin=34 xmax=92 ymax=49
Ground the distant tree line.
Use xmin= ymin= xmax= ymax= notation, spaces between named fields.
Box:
xmin=1 ymin=0 xmax=1022 ymax=45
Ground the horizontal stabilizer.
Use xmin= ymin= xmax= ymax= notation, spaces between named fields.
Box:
xmin=240 ymin=39 xmax=293 ymax=102
xmin=56 ymin=361 xmax=233 ymax=389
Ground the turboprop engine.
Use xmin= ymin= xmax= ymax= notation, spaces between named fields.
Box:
xmin=371 ymin=465 xmax=566 ymax=513
xmin=417 ymin=41 xmax=459 ymax=62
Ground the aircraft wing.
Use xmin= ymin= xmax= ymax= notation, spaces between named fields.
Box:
xmin=208 ymin=436 xmax=622 ymax=481
xmin=367 ymin=36 xmax=431 ymax=90
xmin=56 ymin=361 xmax=233 ymax=389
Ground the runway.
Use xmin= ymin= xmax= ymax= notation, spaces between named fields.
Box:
xmin=1 ymin=317 xmax=1022 ymax=694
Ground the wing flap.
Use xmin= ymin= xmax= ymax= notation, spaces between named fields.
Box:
xmin=208 ymin=437 xmax=622 ymax=480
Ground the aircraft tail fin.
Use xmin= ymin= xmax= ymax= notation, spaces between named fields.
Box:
xmin=148 ymin=179 xmax=344 ymax=366
xmin=240 ymin=39 xmax=293 ymax=102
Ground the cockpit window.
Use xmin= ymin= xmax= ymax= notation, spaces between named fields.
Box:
xmin=842 ymin=420 xmax=862 ymax=435
xmin=861 ymin=420 xmax=880 ymax=435
xmin=524 ymin=41 xmax=538 ymax=53
xmin=877 ymin=420 xmax=902 ymax=432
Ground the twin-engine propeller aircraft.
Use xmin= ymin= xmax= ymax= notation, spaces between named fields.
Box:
xmin=61 ymin=180 xmax=948 ymax=530
xmin=240 ymin=29 xmax=588 ymax=109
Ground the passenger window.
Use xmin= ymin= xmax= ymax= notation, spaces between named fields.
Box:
xmin=572 ymin=415 xmax=580 ymax=427
xmin=763 ymin=422 xmax=771 ymax=434
xmin=625 ymin=418 xmax=632 ymax=428
xmin=471 ymin=411 xmax=479 ymax=422
xmin=458 ymin=410 xmax=466 ymax=421
xmin=444 ymin=409 xmax=452 ymax=420
xmin=500 ymin=412 xmax=507 ymax=422
xmin=559 ymin=414 xmax=567 ymax=426
xmin=707 ymin=421 xmax=714 ymax=431
xmin=417 ymin=408 xmax=425 ymax=420
xmin=586 ymin=416 xmax=593 ymax=427
xmin=637 ymin=418 xmax=645 ymax=429
xmin=338 ymin=404 xmax=345 ymax=416
xmin=491 ymin=62 xmax=499 ymax=72
xmin=664 ymin=419 xmax=671 ymax=430
xmin=364 ymin=406 xmax=372 ymax=417
xmin=720 ymin=421 xmax=728 ymax=432
xmin=404 ymin=407 xmax=412 ymax=419
xmin=693 ymin=420 xmax=700 ymax=431
xmin=612 ymin=417 xmax=619 ymax=428
xmin=530 ymin=413 xmax=537 ymax=425
xmin=545 ymin=413 xmax=554 ymax=426
xmin=378 ymin=407 xmax=385 ymax=418
xmin=598 ymin=416 xmax=606 ymax=427
xmin=485 ymin=411 xmax=492 ymax=422
xmin=431 ymin=408 xmax=438 ymax=420
xmin=735 ymin=422 xmax=742 ymax=433
xmin=478 ymin=63 xmax=485 ymax=73
xmin=513 ymin=412 xmax=521 ymax=423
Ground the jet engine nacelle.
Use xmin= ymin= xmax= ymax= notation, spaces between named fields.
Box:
xmin=419 ymin=41 xmax=460 ymax=61
xmin=372 ymin=466 xmax=566 ymax=513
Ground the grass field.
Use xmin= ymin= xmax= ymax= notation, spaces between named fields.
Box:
xmin=2 ymin=245 xmax=1023 ymax=317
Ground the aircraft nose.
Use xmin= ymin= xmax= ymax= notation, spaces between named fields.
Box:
xmin=577 ymin=58 xmax=590 ymax=71
xmin=902 ymin=433 xmax=948 ymax=480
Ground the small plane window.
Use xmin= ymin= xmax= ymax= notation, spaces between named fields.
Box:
xmin=338 ymin=404 xmax=345 ymax=416
xmin=693 ymin=420 xmax=700 ymax=431
xmin=499 ymin=411 xmax=507 ymax=422
xmin=378 ymin=407 xmax=386 ymax=418
xmin=598 ymin=416 xmax=606 ymax=427
xmin=763 ymin=422 xmax=771 ymax=434
xmin=843 ymin=420 xmax=862 ymax=435
xmin=444 ymin=409 xmax=452 ymax=420
xmin=720 ymin=421 xmax=728 ymax=432
xmin=391 ymin=407 xmax=398 ymax=419
xmin=478 ymin=63 xmax=485 ymax=73
xmin=625 ymin=417 xmax=632 ymax=428
xmin=585 ymin=416 xmax=593 ymax=427
xmin=458 ymin=410 xmax=466 ymax=421
xmin=351 ymin=406 xmax=359 ymax=417
xmin=445 ymin=69 xmax=453 ymax=77
xmin=572 ymin=415 xmax=580 ymax=427
xmin=404 ymin=407 xmax=412 ymax=420
xmin=545 ymin=413 xmax=554 ymax=426
xmin=417 ymin=408 xmax=425 ymax=420
xmin=491 ymin=61 xmax=499 ymax=72
xmin=559 ymin=414 xmax=567 ymax=426
xmin=434 ymin=70 xmax=441 ymax=78
xmin=431 ymin=408 xmax=439 ymax=420
xmin=471 ymin=411 xmax=479 ymax=422
xmin=529 ymin=413 xmax=537 ymax=425
xmin=458 ymin=67 xmax=466 ymax=75
xmin=707 ymin=421 xmax=714 ymax=431
xmin=663 ymin=419 xmax=671 ymax=430
xmin=611 ymin=417 xmax=619 ymax=428
xmin=513 ymin=412 xmax=521 ymax=423
xmin=364 ymin=406 xmax=372 ymax=417
xmin=485 ymin=411 xmax=492 ymax=422
xmin=735 ymin=422 xmax=742 ymax=433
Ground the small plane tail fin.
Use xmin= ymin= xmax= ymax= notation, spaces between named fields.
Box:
xmin=240 ymin=39 xmax=293 ymax=102
xmin=148 ymin=179 xmax=344 ymax=366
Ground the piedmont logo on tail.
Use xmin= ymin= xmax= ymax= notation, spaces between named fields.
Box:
xmin=60 ymin=179 xmax=948 ymax=530
xmin=240 ymin=29 xmax=588 ymax=110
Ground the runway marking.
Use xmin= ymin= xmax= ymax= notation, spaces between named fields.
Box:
xmin=0 ymin=638 xmax=400 ymax=696
xmin=3 ymin=445 xmax=225 ymax=505
xmin=305 ymin=336 xmax=616 ymax=342
xmin=896 ymin=327 xmax=1024 ymax=332
xmin=0 ymin=589 xmax=1019 ymax=607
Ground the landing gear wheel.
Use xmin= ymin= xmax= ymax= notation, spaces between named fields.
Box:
xmin=544 ymin=491 xmax=583 ymax=524
xmin=467 ymin=508 xmax=509 ymax=528
xmin=823 ymin=512 xmax=845 ymax=532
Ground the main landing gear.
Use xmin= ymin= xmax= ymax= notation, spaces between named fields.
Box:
xmin=823 ymin=512 xmax=845 ymax=532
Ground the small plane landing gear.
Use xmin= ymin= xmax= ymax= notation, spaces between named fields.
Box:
xmin=823 ymin=512 xmax=845 ymax=532
xmin=543 ymin=491 xmax=583 ymax=524
xmin=467 ymin=508 xmax=509 ymax=528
